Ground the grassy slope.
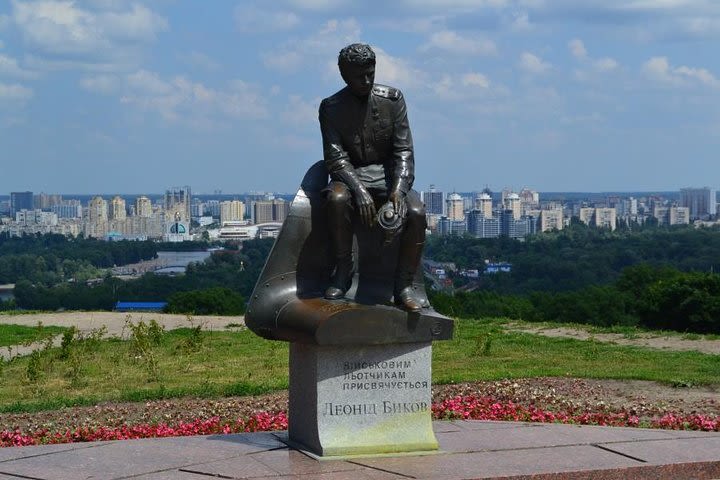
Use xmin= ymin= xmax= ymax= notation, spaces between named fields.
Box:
xmin=0 ymin=324 xmax=67 ymax=347
xmin=0 ymin=319 xmax=717 ymax=413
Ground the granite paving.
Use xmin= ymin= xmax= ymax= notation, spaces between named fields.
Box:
xmin=0 ymin=421 xmax=716 ymax=479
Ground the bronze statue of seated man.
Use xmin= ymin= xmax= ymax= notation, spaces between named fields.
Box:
xmin=319 ymin=43 xmax=426 ymax=312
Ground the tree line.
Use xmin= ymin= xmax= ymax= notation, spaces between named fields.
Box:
xmin=0 ymin=233 xmax=158 ymax=285
xmin=13 ymin=238 xmax=274 ymax=315
xmin=430 ymin=264 xmax=720 ymax=333
xmin=426 ymin=224 xmax=720 ymax=333
xmin=425 ymin=223 xmax=720 ymax=294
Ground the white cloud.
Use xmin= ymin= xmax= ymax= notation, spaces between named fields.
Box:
xmin=262 ymin=18 xmax=361 ymax=72
xmin=281 ymin=95 xmax=318 ymax=127
xmin=401 ymin=0 xmax=510 ymax=8
xmin=593 ymin=57 xmax=619 ymax=72
xmin=80 ymin=74 xmax=119 ymax=94
xmin=0 ymin=82 xmax=33 ymax=101
xmin=126 ymin=70 xmax=172 ymax=95
xmin=643 ymin=56 xmax=720 ymax=88
xmin=461 ymin=72 xmax=490 ymax=88
xmin=374 ymin=46 xmax=426 ymax=89
xmin=119 ymin=71 xmax=269 ymax=126
xmin=11 ymin=0 xmax=167 ymax=70
xmin=419 ymin=30 xmax=497 ymax=56
xmin=568 ymin=39 xmax=587 ymax=59
xmin=263 ymin=50 xmax=304 ymax=72
xmin=234 ymin=5 xmax=300 ymax=33
xmin=0 ymin=53 xmax=39 ymax=79
xmin=285 ymin=0 xmax=350 ymax=9
xmin=177 ymin=51 xmax=221 ymax=72
xmin=519 ymin=52 xmax=551 ymax=74
xmin=429 ymin=72 xmax=498 ymax=101
xmin=373 ymin=16 xmax=445 ymax=34
xmin=568 ymin=39 xmax=619 ymax=75
xmin=674 ymin=65 xmax=720 ymax=87
xmin=510 ymin=11 xmax=531 ymax=31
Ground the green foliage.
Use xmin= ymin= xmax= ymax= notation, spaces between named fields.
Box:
xmin=0 ymin=232 xmax=158 ymax=286
xmin=25 ymin=350 xmax=44 ymax=384
xmin=13 ymin=237 xmax=273 ymax=312
xmin=0 ymin=298 xmax=16 ymax=311
xmin=165 ymin=288 xmax=245 ymax=315
xmin=125 ymin=318 xmax=160 ymax=382
xmin=433 ymin=264 xmax=720 ymax=334
xmin=426 ymin=225 xmax=720 ymax=294
xmin=429 ymin=290 xmax=532 ymax=320
xmin=0 ymin=323 xmax=66 ymax=347
xmin=0 ymin=318 xmax=718 ymax=413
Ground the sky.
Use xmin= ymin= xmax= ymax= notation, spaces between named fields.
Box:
xmin=0 ymin=0 xmax=719 ymax=195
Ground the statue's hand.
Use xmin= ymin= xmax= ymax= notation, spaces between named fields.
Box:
xmin=389 ymin=190 xmax=407 ymax=221
xmin=355 ymin=187 xmax=377 ymax=227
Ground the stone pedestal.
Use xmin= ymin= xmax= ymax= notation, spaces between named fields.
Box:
xmin=288 ymin=341 xmax=438 ymax=457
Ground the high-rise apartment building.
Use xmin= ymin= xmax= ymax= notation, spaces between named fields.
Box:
xmin=474 ymin=193 xmax=492 ymax=218
xmin=85 ymin=196 xmax=109 ymax=238
xmin=446 ymin=193 xmax=464 ymax=221
xmin=540 ymin=208 xmax=564 ymax=232
xmin=424 ymin=185 xmax=444 ymax=215
xmin=33 ymin=193 xmax=62 ymax=210
xmin=110 ymin=196 xmax=126 ymax=221
xmin=272 ymin=199 xmax=289 ymax=222
xmin=164 ymin=186 xmax=191 ymax=221
xmin=253 ymin=200 xmax=274 ymax=224
xmin=579 ymin=207 xmax=616 ymax=230
xmin=88 ymin=196 xmax=108 ymax=223
xmin=519 ymin=188 xmax=539 ymax=214
xmin=467 ymin=210 xmax=499 ymax=238
xmin=503 ymin=193 xmax=521 ymax=220
xmin=578 ymin=207 xmax=595 ymax=225
xmin=669 ymin=206 xmax=690 ymax=225
xmin=595 ymin=208 xmax=617 ymax=230
xmin=205 ymin=200 xmax=221 ymax=218
xmin=51 ymin=200 xmax=82 ymax=219
xmin=438 ymin=217 xmax=467 ymax=236
xmin=500 ymin=210 xmax=536 ymax=238
xmin=653 ymin=205 xmax=690 ymax=226
xmin=220 ymin=200 xmax=245 ymax=225
xmin=135 ymin=196 xmax=153 ymax=217
xmin=16 ymin=210 xmax=58 ymax=226
xmin=10 ymin=191 xmax=33 ymax=215
xmin=680 ymin=187 xmax=717 ymax=220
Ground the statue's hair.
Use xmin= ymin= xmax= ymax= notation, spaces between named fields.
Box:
xmin=338 ymin=43 xmax=376 ymax=70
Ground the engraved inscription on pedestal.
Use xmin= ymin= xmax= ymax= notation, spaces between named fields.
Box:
xmin=289 ymin=342 xmax=438 ymax=457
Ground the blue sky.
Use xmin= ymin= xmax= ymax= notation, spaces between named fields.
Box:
xmin=1 ymin=0 xmax=719 ymax=195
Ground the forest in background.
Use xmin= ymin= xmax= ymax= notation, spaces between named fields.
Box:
xmin=2 ymin=225 xmax=720 ymax=333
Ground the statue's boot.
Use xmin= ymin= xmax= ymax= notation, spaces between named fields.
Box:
xmin=325 ymin=256 xmax=353 ymax=299
xmin=394 ymin=241 xmax=424 ymax=312
xmin=325 ymin=218 xmax=354 ymax=299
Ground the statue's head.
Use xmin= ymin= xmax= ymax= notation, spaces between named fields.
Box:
xmin=338 ymin=43 xmax=376 ymax=97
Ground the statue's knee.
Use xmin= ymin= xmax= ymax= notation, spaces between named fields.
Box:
xmin=327 ymin=184 xmax=351 ymax=206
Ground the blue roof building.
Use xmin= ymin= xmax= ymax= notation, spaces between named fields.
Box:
xmin=114 ymin=301 xmax=167 ymax=312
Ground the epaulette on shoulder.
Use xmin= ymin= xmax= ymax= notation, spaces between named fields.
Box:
xmin=372 ymin=84 xmax=401 ymax=100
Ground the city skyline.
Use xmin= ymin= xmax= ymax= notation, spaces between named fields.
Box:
xmin=1 ymin=1 xmax=720 ymax=193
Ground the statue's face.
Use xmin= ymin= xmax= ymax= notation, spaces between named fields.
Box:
xmin=342 ymin=64 xmax=375 ymax=97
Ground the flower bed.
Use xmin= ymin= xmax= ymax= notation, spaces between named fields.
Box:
xmin=432 ymin=395 xmax=720 ymax=431
xmin=1 ymin=395 xmax=717 ymax=448
xmin=0 ymin=411 xmax=288 ymax=448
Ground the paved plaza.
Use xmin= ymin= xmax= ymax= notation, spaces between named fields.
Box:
xmin=0 ymin=421 xmax=717 ymax=479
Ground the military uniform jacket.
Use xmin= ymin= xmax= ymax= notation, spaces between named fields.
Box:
xmin=319 ymin=84 xmax=414 ymax=194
